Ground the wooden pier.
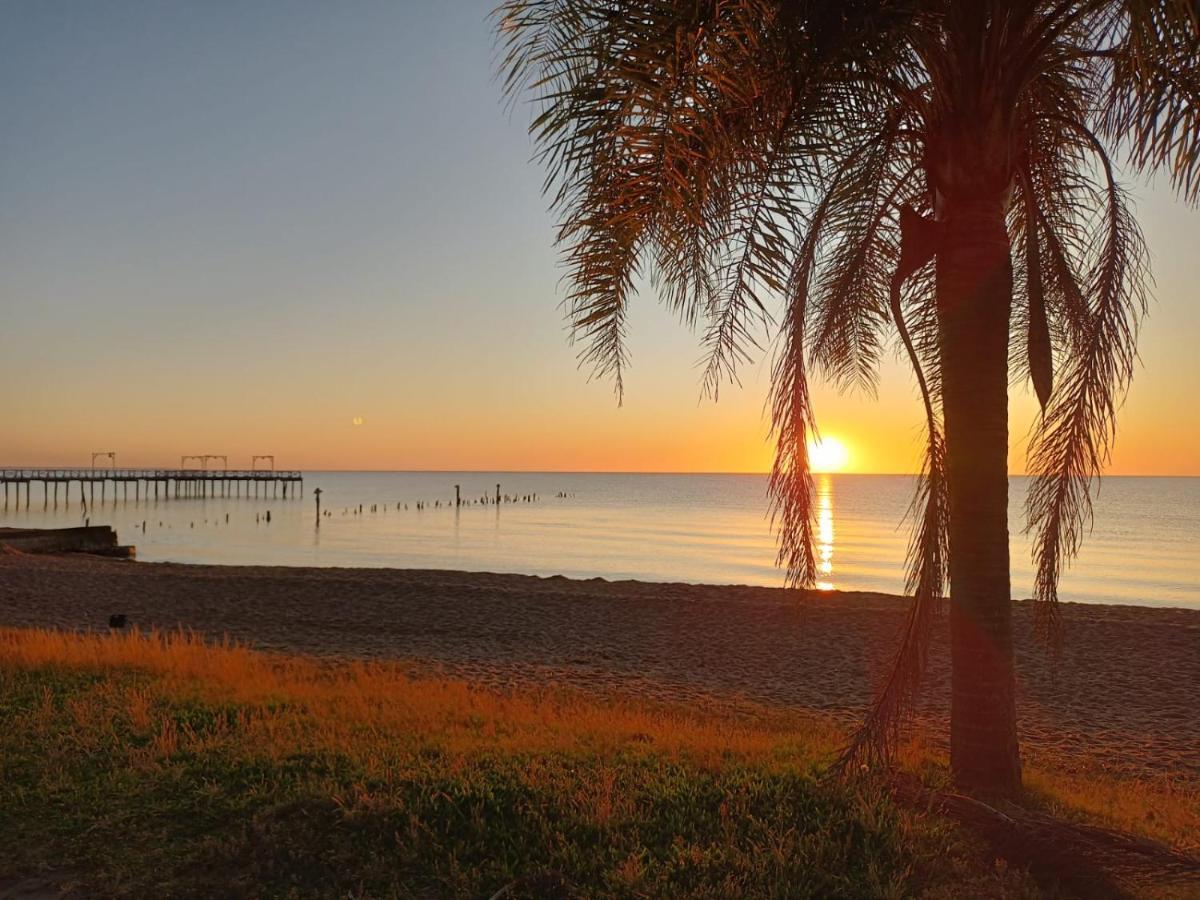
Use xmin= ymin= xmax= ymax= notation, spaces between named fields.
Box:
xmin=1 ymin=468 xmax=303 ymax=509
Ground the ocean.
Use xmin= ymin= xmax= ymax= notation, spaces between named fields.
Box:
xmin=3 ymin=472 xmax=1197 ymax=609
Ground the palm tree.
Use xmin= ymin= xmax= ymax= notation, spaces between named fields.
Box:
xmin=496 ymin=1 xmax=1199 ymax=796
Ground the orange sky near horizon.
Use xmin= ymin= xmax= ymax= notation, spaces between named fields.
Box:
xmin=1 ymin=3 xmax=1197 ymax=477
xmin=4 ymin=310 xmax=1195 ymax=476
xmin=2 ymin=365 xmax=1196 ymax=476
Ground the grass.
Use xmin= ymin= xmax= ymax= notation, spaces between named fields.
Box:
xmin=0 ymin=628 xmax=1190 ymax=898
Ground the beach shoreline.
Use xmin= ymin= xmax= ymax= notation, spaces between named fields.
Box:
xmin=1 ymin=553 xmax=1196 ymax=783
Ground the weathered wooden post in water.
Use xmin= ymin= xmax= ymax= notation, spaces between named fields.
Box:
xmin=314 ymin=487 xmax=322 ymax=528
xmin=455 ymin=484 xmax=461 ymax=508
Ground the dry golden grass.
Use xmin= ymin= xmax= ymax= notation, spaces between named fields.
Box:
xmin=0 ymin=625 xmax=841 ymax=770
xmin=2 ymin=624 xmax=1194 ymax=857
xmin=6 ymin=626 xmax=965 ymax=897
xmin=1022 ymin=767 xmax=1200 ymax=855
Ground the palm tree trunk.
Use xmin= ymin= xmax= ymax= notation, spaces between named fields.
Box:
xmin=936 ymin=197 xmax=1022 ymax=796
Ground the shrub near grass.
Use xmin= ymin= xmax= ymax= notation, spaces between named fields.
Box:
xmin=0 ymin=629 xmax=1037 ymax=897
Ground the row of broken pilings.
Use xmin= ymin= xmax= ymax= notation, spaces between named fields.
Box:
xmin=312 ymin=483 xmax=574 ymax=526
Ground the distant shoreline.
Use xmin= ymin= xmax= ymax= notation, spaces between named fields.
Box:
xmin=2 ymin=553 xmax=1196 ymax=784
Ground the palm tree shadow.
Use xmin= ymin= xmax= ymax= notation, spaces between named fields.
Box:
xmin=889 ymin=773 xmax=1200 ymax=898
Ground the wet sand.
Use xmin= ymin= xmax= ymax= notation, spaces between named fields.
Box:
xmin=1 ymin=554 xmax=1196 ymax=782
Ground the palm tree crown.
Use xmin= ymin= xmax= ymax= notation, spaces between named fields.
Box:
xmin=496 ymin=0 xmax=1199 ymax=788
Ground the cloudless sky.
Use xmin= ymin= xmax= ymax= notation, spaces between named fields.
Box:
xmin=2 ymin=1 xmax=1197 ymax=474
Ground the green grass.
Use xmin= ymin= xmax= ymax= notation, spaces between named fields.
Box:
xmin=0 ymin=632 xmax=1046 ymax=898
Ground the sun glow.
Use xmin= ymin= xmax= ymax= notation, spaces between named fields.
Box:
xmin=808 ymin=436 xmax=850 ymax=473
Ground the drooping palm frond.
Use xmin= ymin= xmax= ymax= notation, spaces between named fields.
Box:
xmin=804 ymin=121 xmax=912 ymax=396
xmin=842 ymin=204 xmax=949 ymax=766
xmin=1021 ymin=169 xmax=1055 ymax=409
xmin=697 ymin=99 xmax=808 ymax=400
xmin=1025 ymin=121 xmax=1148 ymax=638
xmin=842 ymin=427 xmax=948 ymax=764
xmin=767 ymin=285 xmax=820 ymax=589
xmin=1007 ymin=57 xmax=1095 ymax=401
xmin=498 ymin=0 xmax=926 ymax=408
xmin=766 ymin=121 xmax=916 ymax=591
xmin=1094 ymin=0 xmax=1200 ymax=203
xmin=497 ymin=0 xmax=788 ymax=398
xmin=1003 ymin=20 xmax=1159 ymax=643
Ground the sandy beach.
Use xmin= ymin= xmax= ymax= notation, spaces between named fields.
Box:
xmin=1 ymin=553 xmax=1196 ymax=783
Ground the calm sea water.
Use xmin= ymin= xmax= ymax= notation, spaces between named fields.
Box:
xmin=3 ymin=472 xmax=1197 ymax=609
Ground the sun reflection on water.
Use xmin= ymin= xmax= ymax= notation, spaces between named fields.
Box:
xmin=816 ymin=474 xmax=834 ymax=591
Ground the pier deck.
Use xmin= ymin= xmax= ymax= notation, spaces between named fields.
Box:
xmin=1 ymin=468 xmax=302 ymax=508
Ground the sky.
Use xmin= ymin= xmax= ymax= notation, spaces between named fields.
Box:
xmin=1 ymin=1 xmax=1197 ymax=475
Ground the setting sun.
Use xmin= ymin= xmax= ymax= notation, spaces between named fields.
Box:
xmin=808 ymin=435 xmax=850 ymax=473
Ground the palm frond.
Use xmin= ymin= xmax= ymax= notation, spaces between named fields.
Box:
xmin=842 ymin=204 xmax=948 ymax=765
xmin=805 ymin=119 xmax=915 ymax=396
xmin=1093 ymin=0 xmax=1200 ymax=203
xmin=497 ymin=1 xmax=762 ymax=395
xmin=1021 ymin=169 xmax=1055 ymax=410
xmin=697 ymin=101 xmax=806 ymax=400
xmin=1026 ymin=121 xmax=1149 ymax=638
xmin=767 ymin=288 xmax=818 ymax=589
xmin=842 ymin=429 xmax=948 ymax=764
xmin=764 ymin=128 xmax=901 ymax=589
